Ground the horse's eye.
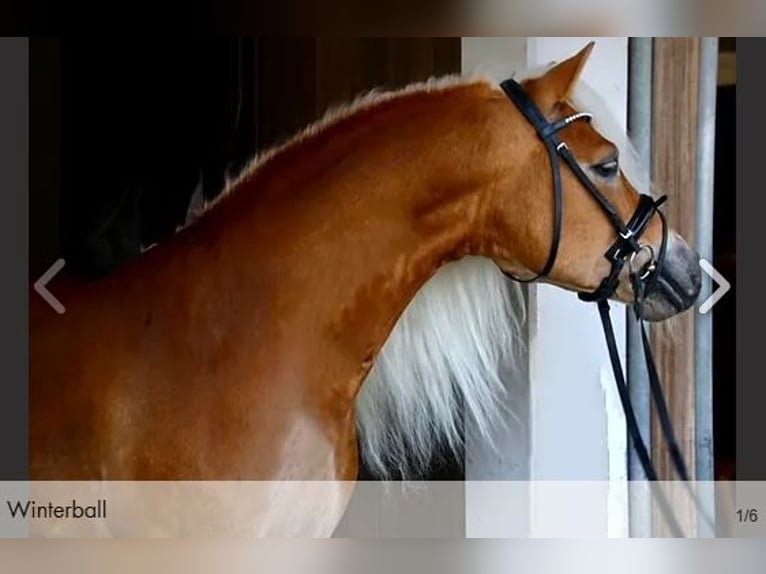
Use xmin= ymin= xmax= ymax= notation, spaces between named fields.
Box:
xmin=592 ymin=158 xmax=619 ymax=179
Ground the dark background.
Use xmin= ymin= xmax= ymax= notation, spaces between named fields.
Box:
xmin=29 ymin=37 xmax=464 ymax=480
xmin=713 ymin=75 xmax=736 ymax=481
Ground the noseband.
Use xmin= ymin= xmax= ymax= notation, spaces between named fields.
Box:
xmin=500 ymin=78 xmax=713 ymax=537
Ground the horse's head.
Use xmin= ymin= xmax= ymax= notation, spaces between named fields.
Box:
xmin=488 ymin=42 xmax=701 ymax=321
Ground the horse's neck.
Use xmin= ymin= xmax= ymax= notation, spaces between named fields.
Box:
xmin=137 ymin=81 xmax=511 ymax=394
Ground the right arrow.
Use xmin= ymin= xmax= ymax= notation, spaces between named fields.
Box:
xmin=698 ymin=258 xmax=730 ymax=314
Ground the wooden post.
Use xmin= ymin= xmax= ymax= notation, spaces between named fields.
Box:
xmin=650 ymin=37 xmax=701 ymax=536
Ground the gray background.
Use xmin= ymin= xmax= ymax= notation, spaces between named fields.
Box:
xmin=0 ymin=38 xmax=28 ymax=481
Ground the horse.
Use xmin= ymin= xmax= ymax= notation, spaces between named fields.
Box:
xmin=29 ymin=42 xmax=702 ymax=537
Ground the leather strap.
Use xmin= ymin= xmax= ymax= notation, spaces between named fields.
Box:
xmin=499 ymin=79 xmax=566 ymax=283
xmin=597 ymin=299 xmax=685 ymax=537
xmin=599 ymin=298 xmax=718 ymax=536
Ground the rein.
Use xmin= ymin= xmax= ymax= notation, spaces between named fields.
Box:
xmin=499 ymin=78 xmax=714 ymax=537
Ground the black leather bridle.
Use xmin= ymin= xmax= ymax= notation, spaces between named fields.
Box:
xmin=499 ymin=78 xmax=714 ymax=537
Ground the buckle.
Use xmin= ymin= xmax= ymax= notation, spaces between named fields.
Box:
xmin=619 ymin=228 xmax=635 ymax=241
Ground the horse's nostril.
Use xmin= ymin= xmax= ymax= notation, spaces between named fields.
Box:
xmin=689 ymin=275 xmax=702 ymax=299
xmin=689 ymin=287 xmax=698 ymax=299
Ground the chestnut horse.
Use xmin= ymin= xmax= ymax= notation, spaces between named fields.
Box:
xmin=29 ymin=43 xmax=701 ymax=536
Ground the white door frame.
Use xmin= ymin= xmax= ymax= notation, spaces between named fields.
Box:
xmin=462 ymin=36 xmax=630 ymax=538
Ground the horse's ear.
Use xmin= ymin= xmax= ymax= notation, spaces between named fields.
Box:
xmin=527 ymin=41 xmax=595 ymax=113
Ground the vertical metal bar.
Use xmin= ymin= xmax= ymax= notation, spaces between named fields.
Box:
xmin=626 ymin=36 xmax=654 ymax=538
xmin=694 ymin=36 xmax=719 ymax=537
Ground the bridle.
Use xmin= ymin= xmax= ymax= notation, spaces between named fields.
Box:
xmin=499 ymin=78 xmax=668 ymax=300
xmin=499 ymin=78 xmax=714 ymax=537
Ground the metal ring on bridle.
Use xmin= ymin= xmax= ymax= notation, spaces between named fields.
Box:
xmin=628 ymin=243 xmax=657 ymax=280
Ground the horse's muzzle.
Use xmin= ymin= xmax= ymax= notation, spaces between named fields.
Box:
xmin=638 ymin=234 xmax=702 ymax=322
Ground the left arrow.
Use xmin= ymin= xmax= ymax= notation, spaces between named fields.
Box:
xmin=34 ymin=258 xmax=66 ymax=314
